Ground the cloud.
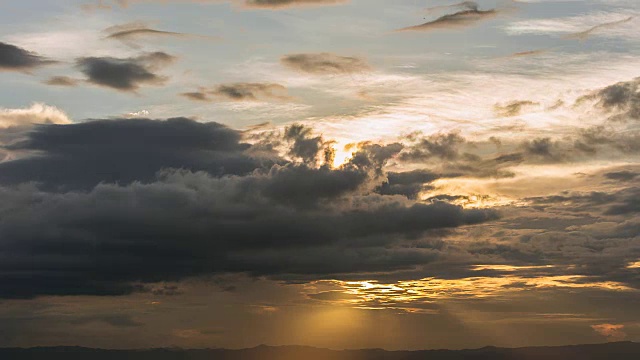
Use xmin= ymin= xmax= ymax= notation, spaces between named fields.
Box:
xmin=0 ymin=104 xmax=72 ymax=163
xmin=103 ymin=22 xmax=219 ymax=48
xmin=0 ymin=117 xmax=259 ymax=190
xmin=605 ymin=170 xmax=639 ymax=182
xmin=182 ymin=83 xmax=292 ymax=102
xmin=376 ymin=170 xmax=440 ymax=199
xmin=105 ymin=22 xmax=186 ymax=41
xmin=0 ymin=41 xmax=55 ymax=72
xmin=583 ymin=78 xmax=640 ymax=121
xmin=495 ymin=100 xmax=539 ymax=117
xmin=509 ymin=49 xmax=549 ymax=58
xmin=307 ymin=290 xmax=359 ymax=301
xmin=76 ymin=52 xmax=175 ymax=91
xmin=92 ymin=0 xmax=348 ymax=9
xmin=398 ymin=2 xmax=497 ymax=32
xmin=281 ymin=53 xmax=371 ymax=75
xmin=0 ymin=117 xmax=497 ymax=299
xmin=400 ymin=132 xmax=466 ymax=161
xmin=243 ymin=0 xmax=347 ymax=9
xmin=605 ymin=187 xmax=640 ymax=215
xmin=504 ymin=12 xmax=637 ymax=39
xmin=591 ymin=324 xmax=627 ymax=341
xmin=523 ymin=138 xmax=561 ymax=160
xmin=0 ymin=103 xmax=71 ymax=129
xmin=566 ymin=16 xmax=634 ymax=40
xmin=44 ymin=76 xmax=79 ymax=87
xmin=70 ymin=314 xmax=143 ymax=328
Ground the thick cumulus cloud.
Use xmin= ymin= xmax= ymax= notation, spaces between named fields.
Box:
xmin=76 ymin=52 xmax=175 ymax=91
xmin=0 ymin=117 xmax=497 ymax=298
xmin=0 ymin=103 xmax=71 ymax=129
xmin=0 ymin=117 xmax=259 ymax=190
xmin=281 ymin=53 xmax=371 ymax=75
xmin=0 ymin=42 xmax=55 ymax=72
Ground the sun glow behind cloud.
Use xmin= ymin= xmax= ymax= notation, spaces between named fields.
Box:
xmin=310 ymin=272 xmax=634 ymax=312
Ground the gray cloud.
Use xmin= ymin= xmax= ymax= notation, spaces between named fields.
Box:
xmin=76 ymin=52 xmax=175 ymax=91
xmin=605 ymin=187 xmax=640 ymax=215
xmin=0 ymin=42 xmax=55 ymax=72
xmin=0 ymin=117 xmax=260 ymax=190
xmin=376 ymin=170 xmax=441 ymax=199
xmin=244 ymin=0 xmax=347 ymax=8
xmin=495 ymin=100 xmax=538 ymax=117
xmin=0 ymin=170 xmax=496 ymax=299
xmin=400 ymin=132 xmax=466 ymax=162
xmin=0 ymin=117 xmax=497 ymax=299
xmin=104 ymin=22 xmax=219 ymax=49
xmin=281 ymin=53 xmax=371 ymax=75
xmin=584 ymin=78 xmax=640 ymax=121
xmin=43 ymin=76 xmax=79 ymax=87
xmin=523 ymin=137 xmax=561 ymax=160
xmin=94 ymin=0 xmax=348 ymax=10
xmin=605 ymin=170 xmax=639 ymax=182
xmin=182 ymin=83 xmax=291 ymax=102
xmin=105 ymin=23 xmax=186 ymax=41
xmin=283 ymin=123 xmax=333 ymax=165
xmin=398 ymin=1 xmax=496 ymax=32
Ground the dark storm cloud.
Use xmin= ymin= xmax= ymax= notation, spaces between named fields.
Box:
xmin=182 ymin=83 xmax=291 ymax=102
xmin=0 ymin=117 xmax=260 ymax=190
xmin=44 ymin=76 xmax=79 ymax=87
xmin=281 ymin=53 xmax=371 ymax=75
xmin=0 ymin=117 xmax=498 ymax=299
xmin=0 ymin=170 xmax=496 ymax=299
xmin=398 ymin=1 xmax=496 ymax=32
xmin=376 ymin=170 xmax=440 ymax=199
xmin=0 ymin=42 xmax=55 ymax=72
xmin=76 ymin=52 xmax=175 ymax=91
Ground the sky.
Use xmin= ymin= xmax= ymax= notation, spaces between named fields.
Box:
xmin=0 ymin=0 xmax=639 ymax=351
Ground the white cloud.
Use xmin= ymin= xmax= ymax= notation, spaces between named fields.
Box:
xmin=0 ymin=103 xmax=72 ymax=128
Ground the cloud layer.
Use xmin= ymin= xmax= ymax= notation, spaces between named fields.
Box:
xmin=0 ymin=118 xmax=497 ymax=298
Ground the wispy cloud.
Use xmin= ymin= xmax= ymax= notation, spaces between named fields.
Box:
xmin=398 ymin=1 xmax=497 ymax=32
xmin=182 ymin=82 xmax=292 ymax=102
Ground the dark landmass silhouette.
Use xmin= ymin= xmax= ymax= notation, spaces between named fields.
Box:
xmin=1 ymin=342 xmax=639 ymax=360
